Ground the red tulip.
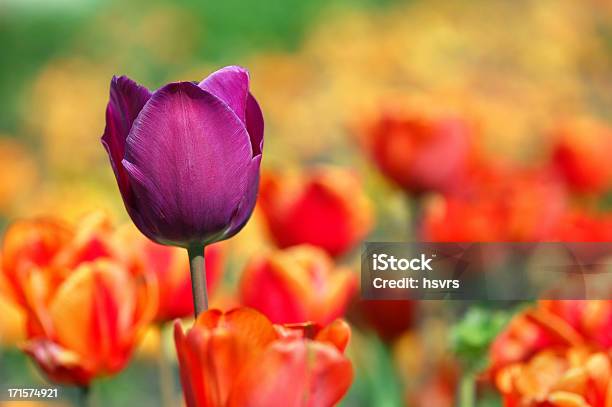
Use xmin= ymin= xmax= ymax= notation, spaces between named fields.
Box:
xmin=117 ymin=225 xmax=225 ymax=322
xmin=357 ymin=300 xmax=416 ymax=342
xmin=422 ymin=165 xmax=567 ymax=241
xmin=257 ymin=167 xmax=373 ymax=257
xmin=548 ymin=210 xmax=612 ymax=263
xmin=357 ymin=106 xmax=473 ymax=195
xmin=239 ymin=245 xmax=356 ymax=325
xmin=174 ymin=308 xmax=353 ymax=407
xmin=551 ymin=210 xmax=612 ymax=242
xmin=551 ymin=118 xmax=612 ymax=195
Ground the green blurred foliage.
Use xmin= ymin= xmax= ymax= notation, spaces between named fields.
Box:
xmin=451 ymin=306 xmax=513 ymax=373
xmin=0 ymin=0 xmax=398 ymax=133
xmin=0 ymin=12 xmax=84 ymax=132
xmin=342 ymin=333 xmax=404 ymax=407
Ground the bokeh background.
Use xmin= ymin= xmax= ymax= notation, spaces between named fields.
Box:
xmin=1 ymin=0 xmax=611 ymax=406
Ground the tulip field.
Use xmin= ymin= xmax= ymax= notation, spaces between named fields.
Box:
xmin=0 ymin=0 xmax=611 ymax=406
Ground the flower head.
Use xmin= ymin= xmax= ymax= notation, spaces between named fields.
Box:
xmin=174 ymin=307 xmax=353 ymax=407
xmin=422 ymin=165 xmax=567 ymax=241
xmin=102 ymin=66 xmax=264 ymax=247
xmin=258 ymin=167 xmax=373 ymax=257
xmin=23 ymin=260 xmax=156 ymax=386
xmin=1 ymin=213 xmax=120 ymax=324
xmin=357 ymin=107 xmax=473 ymax=195
xmin=490 ymin=301 xmax=612 ymax=406
xmin=239 ymin=245 xmax=356 ymax=325
xmin=490 ymin=300 xmax=612 ymax=375
xmin=0 ymin=213 xmax=156 ymax=385
xmin=496 ymin=348 xmax=611 ymax=407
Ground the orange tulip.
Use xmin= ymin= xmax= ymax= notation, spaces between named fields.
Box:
xmin=257 ymin=167 xmax=373 ymax=257
xmin=490 ymin=301 xmax=612 ymax=375
xmin=239 ymin=245 xmax=356 ymax=325
xmin=357 ymin=106 xmax=473 ymax=195
xmin=1 ymin=217 xmax=72 ymax=310
xmin=0 ymin=213 xmax=156 ymax=385
xmin=23 ymin=260 xmax=156 ymax=386
xmin=1 ymin=213 xmax=124 ymax=331
xmin=495 ymin=348 xmax=611 ymax=407
xmin=174 ymin=307 xmax=353 ymax=407
xmin=491 ymin=301 xmax=612 ymax=406
xmin=118 ymin=225 xmax=225 ymax=322
xmin=539 ymin=300 xmax=612 ymax=350
xmin=551 ymin=118 xmax=612 ymax=196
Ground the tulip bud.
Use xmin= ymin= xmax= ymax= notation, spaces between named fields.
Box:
xmin=239 ymin=245 xmax=356 ymax=325
xmin=258 ymin=167 xmax=373 ymax=257
xmin=101 ymin=66 xmax=263 ymax=248
xmin=422 ymin=166 xmax=567 ymax=242
xmin=1 ymin=213 xmax=157 ymax=385
xmin=22 ymin=260 xmax=156 ymax=386
xmin=0 ymin=212 xmax=121 ymax=325
xmin=357 ymin=107 xmax=472 ymax=195
xmin=102 ymin=66 xmax=264 ymax=316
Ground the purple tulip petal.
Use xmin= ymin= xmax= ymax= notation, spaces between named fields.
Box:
xmin=198 ymin=65 xmax=249 ymax=125
xmin=199 ymin=66 xmax=263 ymax=158
xmin=226 ymin=155 xmax=262 ymax=237
xmin=246 ymin=93 xmax=264 ymax=157
xmin=122 ymin=82 xmax=253 ymax=247
xmin=101 ymin=76 xmax=151 ymax=201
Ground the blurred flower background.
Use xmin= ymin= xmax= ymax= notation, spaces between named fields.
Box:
xmin=1 ymin=0 xmax=611 ymax=406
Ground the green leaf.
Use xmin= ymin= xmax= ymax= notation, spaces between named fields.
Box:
xmin=450 ymin=306 xmax=514 ymax=373
xmin=341 ymin=332 xmax=403 ymax=407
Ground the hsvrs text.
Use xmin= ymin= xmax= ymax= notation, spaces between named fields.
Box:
xmin=372 ymin=277 xmax=460 ymax=289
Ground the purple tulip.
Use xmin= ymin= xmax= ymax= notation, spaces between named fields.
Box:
xmin=101 ymin=66 xmax=264 ymax=248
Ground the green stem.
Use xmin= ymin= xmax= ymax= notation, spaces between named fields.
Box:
xmin=407 ymin=197 xmax=422 ymax=241
xmin=77 ymin=386 xmax=90 ymax=407
xmin=158 ymin=324 xmax=175 ymax=407
xmin=459 ymin=372 xmax=475 ymax=407
xmin=188 ymin=244 xmax=208 ymax=317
